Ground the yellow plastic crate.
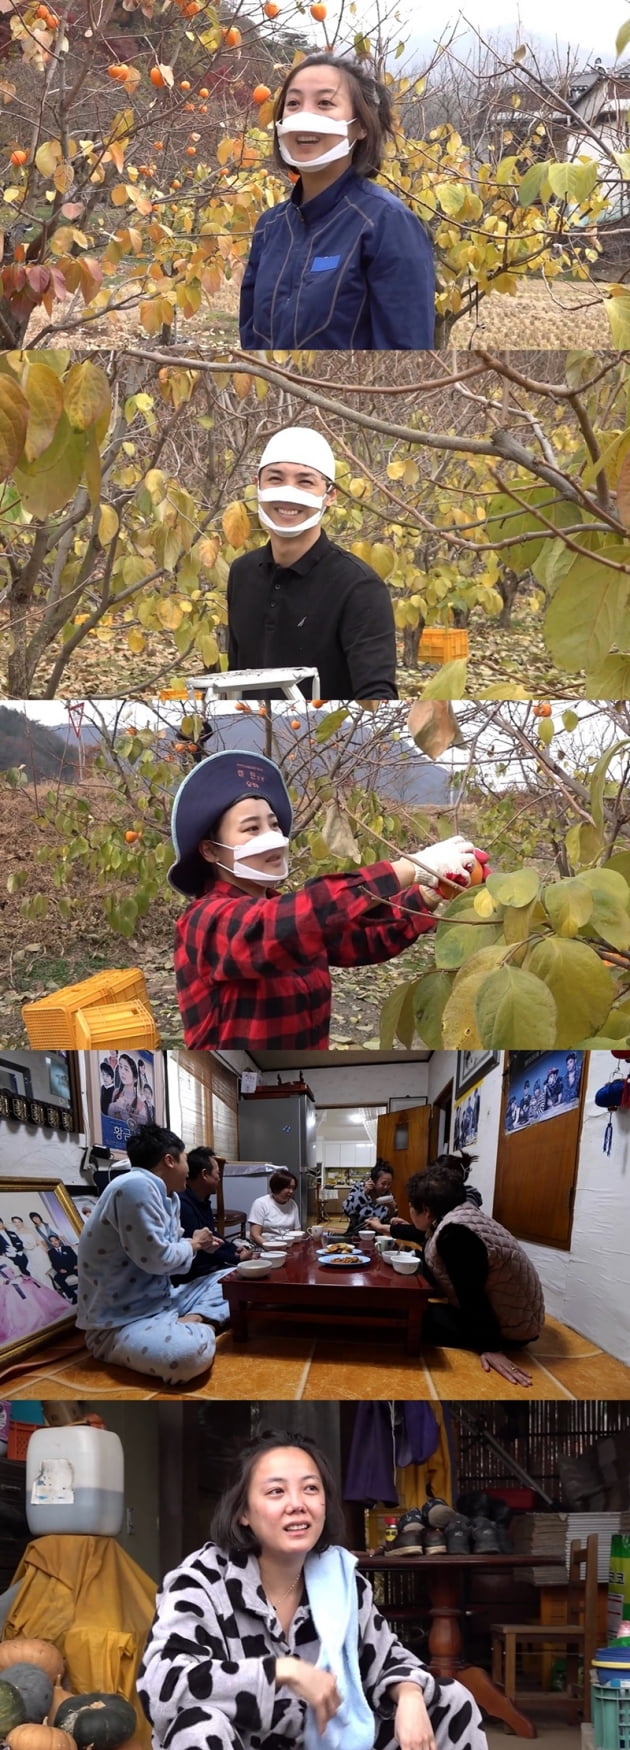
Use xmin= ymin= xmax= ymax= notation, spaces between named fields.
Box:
xmin=74 ymin=1001 xmax=161 ymax=1050
xmin=419 ymin=627 xmax=470 ymax=663
xmin=22 ymin=969 xmax=149 ymax=1048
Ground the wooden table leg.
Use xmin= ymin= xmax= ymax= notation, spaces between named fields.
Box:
xmin=427 ymin=1568 xmax=463 ymax=1676
xmin=427 ymin=1571 xmax=538 ymax=1738
xmin=458 ymin=1665 xmax=538 ymax=1739
xmin=226 ymin=1292 xmax=248 ymax=1341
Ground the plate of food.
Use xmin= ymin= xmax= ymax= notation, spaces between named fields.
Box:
xmin=316 ymin=1246 xmax=371 ymax=1268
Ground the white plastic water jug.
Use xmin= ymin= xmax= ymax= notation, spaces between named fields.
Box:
xmin=26 ymin=1426 xmax=124 ymax=1536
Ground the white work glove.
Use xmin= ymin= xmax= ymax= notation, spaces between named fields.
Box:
xmin=409 ymin=835 xmax=478 ymax=890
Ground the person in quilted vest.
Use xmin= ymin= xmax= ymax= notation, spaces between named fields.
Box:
xmin=406 ymin=1166 xmax=545 ymax=1388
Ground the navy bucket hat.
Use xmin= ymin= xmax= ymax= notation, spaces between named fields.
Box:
xmin=169 ymin=749 xmax=293 ymax=897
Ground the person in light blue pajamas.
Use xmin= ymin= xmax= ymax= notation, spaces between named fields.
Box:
xmin=76 ymin=1123 xmax=234 ymax=1384
xmin=239 ymin=52 xmax=434 ymax=350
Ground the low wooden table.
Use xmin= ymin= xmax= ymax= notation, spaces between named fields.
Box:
xmin=357 ymin=1552 xmax=566 ymax=1740
xmin=221 ymin=1237 xmax=431 ymax=1353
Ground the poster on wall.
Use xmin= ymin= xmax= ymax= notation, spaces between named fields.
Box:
xmin=453 ymin=1051 xmax=499 ymax=1150
xmin=453 ymin=1085 xmax=482 ymax=1149
xmin=85 ymin=1051 xmax=165 ymax=1154
xmin=504 ymin=1051 xmax=584 ymax=1134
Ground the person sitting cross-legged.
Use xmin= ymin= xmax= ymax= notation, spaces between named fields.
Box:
xmin=77 ymin=1123 xmax=233 ymax=1385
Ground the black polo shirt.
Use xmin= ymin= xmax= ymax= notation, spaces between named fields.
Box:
xmin=226 ymin=530 xmax=397 ymax=699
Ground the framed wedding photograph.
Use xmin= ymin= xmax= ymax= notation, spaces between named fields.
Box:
xmin=455 ymin=1051 xmax=500 ymax=1101
xmin=0 ymin=1051 xmax=82 ymax=1134
xmin=0 ymin=1178 xmax=82 ymax=1367
xmin=84 ymin=1049 xmax=166 ymax=1155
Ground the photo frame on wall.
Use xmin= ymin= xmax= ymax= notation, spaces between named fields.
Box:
xmin=65 ymin=1187 xmax=99 ymax=1225
xmin=455 ymin=1051 xmax=500 ymax=1101
xmin=0 ymin=1051 xmax=83 ymax=1134
xmin=0 ymin=1178 xmax=82 ymax=1367
xmin=84 ymin=1050 xmax=166 ymax=1155
xmin=388 ymin=1096 xmax=428 ymax=1112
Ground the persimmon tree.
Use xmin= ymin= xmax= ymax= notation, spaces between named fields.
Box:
xmin=1 ymin=0 xmax=630 ymax=345
xmin=1 ymin=347 xmax=629 ymax=697
xmin=2 ymin=698 xmax=629 ymax=1048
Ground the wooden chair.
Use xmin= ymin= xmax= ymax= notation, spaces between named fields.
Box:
xmin=215 ymin=1158 xmax=247 ymax=1239
xmin=491 ymin=1535 xmax=599 ymax=1724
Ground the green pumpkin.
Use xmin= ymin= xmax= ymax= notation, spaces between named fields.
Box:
xmin=0 ymin=1668 xmax=53 ymax=1725
xmin=0 ymin=1681 xmax=28 ymax=1738
xmin=55 ymin=1695 xmax=136 ymax=1750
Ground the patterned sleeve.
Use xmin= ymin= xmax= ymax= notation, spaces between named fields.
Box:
xmin=137 ymin=1563 xmax=278 ymax=1748
xmin=342 ymin=1185 xmax=365 ymax=1219
xmin=356 ymin=1571 xmax=428 ymax=1713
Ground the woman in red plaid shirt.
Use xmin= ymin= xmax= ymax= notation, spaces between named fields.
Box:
xmin=169 ymin=750 xmax=484 ymax=1050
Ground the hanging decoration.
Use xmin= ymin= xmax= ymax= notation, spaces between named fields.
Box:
xmin=594 ymin=1054 xmax=630 ymax=1154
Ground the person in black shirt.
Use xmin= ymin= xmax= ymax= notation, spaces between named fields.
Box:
xmin=226 ymin=426 xmax=397 ymax=700
xmin=172 ymin=1147 xmax=251 ymax=1283
xmin=46 ymin=1233 xmax=79 ymax=1303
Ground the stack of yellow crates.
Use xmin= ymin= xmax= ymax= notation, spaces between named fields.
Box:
xmin=22 ymin=970 xmax=160 ymax=1048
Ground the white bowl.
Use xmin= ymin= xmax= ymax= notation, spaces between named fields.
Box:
xmin=260 ymin=1251 xmax=287 ymax=1269
xmin=285 ymin=1231 xmax=305 ymax=1243
xmin=237 ymin=1259 xmax=272 ymax=1278
xmin=359 ymin=1228 xmax=376 ymax=1240
xmin=391 ymin=1255 xmax=419 ymax=1275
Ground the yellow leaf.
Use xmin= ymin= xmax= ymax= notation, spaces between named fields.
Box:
xmin=606 ymin=289 xmax=630 ymax=350
xmin=98 ymin=503 xmax=120 ymax=545
xmin=195 ymin=535 xmax=220 ymax=567
xmin=222 ymin=499 xmax=250 ymax=546
xmin=126 ymin=628 xmax=145 ymax=654
xmin=217 ymin=137 xmax=235 ymax=165
xmin=232 ymin=372 xmax=252 ymax=400
xmin=198 ymin=632 xmax=220 ymax=666
xmin=64 ymin=360 xmax=111 ymax=432
xmin=35 ymin=138 xmax=62 ymax=176
xmin=53 ymin=161 xmax=74 ymax=194
xmin=23 ymin=360 xmax=64 ymax=462
xmin=0 ymin=375 xmax=28 ymax=480
xmin=156 ymin=598 xmax=184 ymax=630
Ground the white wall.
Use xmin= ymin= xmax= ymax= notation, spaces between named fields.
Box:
xmin=0 ymin=1055 xmax=89 ymax=1183
xmin=522 ymin=1054 xmax=630 ymax=1363
xmin=260 ymin=1061 xmax=430 ymax=1105
xmin=438 ymin=1051 xmax=630 ymax=1365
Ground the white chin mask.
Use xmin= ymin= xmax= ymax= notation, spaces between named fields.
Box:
xmin=214 ymin=829 xmax=290 ymax=885
xmin=257 ymin=483 xmax=329 ymax=537
xmin=276 ymin=110 xmax=358 ymax=171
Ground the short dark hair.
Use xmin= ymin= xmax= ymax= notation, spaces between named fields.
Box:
xmin=434 ymin=1149 xmax=476 ymax=1183
xmin=370 ymin=1160 xmax=393 ymax=1184
xmin=126 ymin=1123 xmax=185 ymax=1170
xmin=272 ymin=53 xmax=395 ymax=180
xmin=211 ymin=1429 xmax=347 ymax=1556
xmin=187 ymin=1146 xmax=218 ymax=1180
xmin=269 ymin=1170 xmax=295 ymax=1195
xmin=407 ymin=1166 xmax=467 ymax=1223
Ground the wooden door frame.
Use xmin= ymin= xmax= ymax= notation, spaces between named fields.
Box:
xmin=495 ymin=1053 xmax=589 ymax=1250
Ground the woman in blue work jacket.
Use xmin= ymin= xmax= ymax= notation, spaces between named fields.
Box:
xmin=239 ymin=52 xmax=435 ymax=351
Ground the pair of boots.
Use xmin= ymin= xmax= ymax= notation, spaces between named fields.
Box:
xmin=386 ymin=1495 xmax=512 ymax=1556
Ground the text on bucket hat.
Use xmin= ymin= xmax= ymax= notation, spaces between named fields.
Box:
xmin=169 ymin=750 xmax=293 ymax=897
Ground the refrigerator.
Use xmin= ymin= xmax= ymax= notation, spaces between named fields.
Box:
xmin=236 ymin=1093 xmax=317 ymax=1227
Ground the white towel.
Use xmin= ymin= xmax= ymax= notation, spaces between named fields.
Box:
xmin=303 ymin=1546 xmax=375 ymax=1750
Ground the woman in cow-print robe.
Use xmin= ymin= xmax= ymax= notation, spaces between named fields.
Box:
xmin=138 ymin=1431 xmax=488 ymax=1750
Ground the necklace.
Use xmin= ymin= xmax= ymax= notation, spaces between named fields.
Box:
xmin=267 ymin=1573 xmax=304 ymax=1607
